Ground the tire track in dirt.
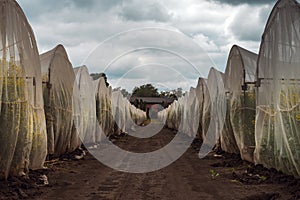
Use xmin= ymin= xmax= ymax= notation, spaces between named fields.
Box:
xmin=87 ymin=129 xmax=170 ymax=200
xmin=116 ymin=131 xmax=170 ymax=200
xmin=32 ymin=128 xmax=292 ymax=200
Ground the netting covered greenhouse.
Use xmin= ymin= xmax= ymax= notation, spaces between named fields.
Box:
xmin=172 ymin=101 xmax=181 ymax=130
xmin=112 ymin=90 xmax=126 ymax=135
xmin=202 ymin=68 xmax=226 ymax=148
xmin=178 ymin=87 xmax=199 ymax=138
xmin=94 ymin=77 xmax=114 ymax=137
xmin=165 ymin=100 xmax=181 ymax=130
xmin=124 ymin=100 xmax=136 ymax=132
xmin=122 ymin=96 xmax=146 ymax=132
xmin=40 ymin=45 xmax=75 ymax=157
xmin=3 ymin=0 xmax=300 ymax=182
xmin=255 ymin=0 xmax=300 ymax=176
xmin=223 ymin=45 xmax=258 ymax=161
xmin=175 ymin=93 xmax=185 ymax=132
xmin=158 ymin=67 xmax=226 ymax=154
xmin=195 ymin=78 xmax=208 ymax=140
xmin=0 ymin=0 xmax=47 ymax=179
xmin=111 ymin=90 xmax=147 ymax=135
xmin=74 ymin=66 xmax=97 ymax=146
xmin=129 ymin=103 xmax=147 ymax=126
xmin=158 ymin=98 xmax=180 ymax=131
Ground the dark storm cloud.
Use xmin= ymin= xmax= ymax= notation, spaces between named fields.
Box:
xmin=119 ymin=1 xmax=172 ymax=22
xmin=208 ymin=0 xmax=276 ymax=5
xmin=228 ymin=5 xmax=272 ymax=41
xmin=71 ymin=0 xmax=124 ymax=10
xmin=18 ymin=0 xmax=122 ymax=20
xmin=15 ymin=0 xmax=277 ymax=90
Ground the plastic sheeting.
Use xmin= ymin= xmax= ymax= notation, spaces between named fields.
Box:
xmin=0 ymin=0 xmax=47 ymax=179
xmin=255 ymin=0 xmax=300 ymax=176
xmin=223 ymin=45 xmax=257 ymax=159
xmin=74 ymin=66 xmax=97 ymax=146
xmin=40 ymin=45 xmax=75 ymax=156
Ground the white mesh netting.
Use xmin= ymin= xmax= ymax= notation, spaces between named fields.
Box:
xmin=74 ymin=66 xmax=97 ymax=146
xmin=223 ymin=45 xmax=257 ymax=160
xmin=94 ymin=77 xmax=114 ymax=137
xmin=40 ymin=45 xmax=75 ymax=156
xmin=0 ymin=0 xmax=47 ymax=179
xmin=255 ymin=0 xmax=300 ymax=176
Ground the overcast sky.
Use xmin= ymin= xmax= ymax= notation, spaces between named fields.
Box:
xmin=16 ymin=0 xmax=276 ymax=92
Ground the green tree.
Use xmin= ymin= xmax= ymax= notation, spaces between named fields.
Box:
xmin=160 ymin=91 xmax=177 ymax=99
xmin=172 ymin=88 xmax=183 ymax=98
xmin=159 ymin=88 xmax=182 ymax=100
xmin=132 ymin=84 xmax=159 ymax=97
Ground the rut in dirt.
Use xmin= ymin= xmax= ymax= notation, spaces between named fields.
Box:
xmin=17 ymin=127 xmax=296 ymax=200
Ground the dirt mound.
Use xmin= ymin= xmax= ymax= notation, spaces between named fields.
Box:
xmin=0 ymin=148 xmax=86 ymax=200
xmin=211 ymin=152 xmax=300 ymax=199
xmin=241 ymin=192 xmax=280 ymax=200
xmin=0 ymin=169 xmax=48 ymax=200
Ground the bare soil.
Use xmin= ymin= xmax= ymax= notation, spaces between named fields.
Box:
xmin=1 ymin=128 xmax=299 ymax=200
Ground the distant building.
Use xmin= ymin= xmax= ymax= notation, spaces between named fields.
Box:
xmin=129 ymin=97 xmax=175 ymax=118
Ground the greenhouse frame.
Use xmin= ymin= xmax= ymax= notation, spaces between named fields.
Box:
xmin=94 ymin=77 xmax=114 ymax=138
xmin=223 ymin=45 xmax=258 ymax=161
xmin=74 ymin=66 xmax=97 ymax=146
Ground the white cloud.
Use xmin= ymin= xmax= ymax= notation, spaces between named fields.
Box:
xmin=16 ymin=0 xmax=273 ymax=91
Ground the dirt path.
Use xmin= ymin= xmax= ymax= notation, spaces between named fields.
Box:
xmin=1 ymin=128 xmax=297 ymax=200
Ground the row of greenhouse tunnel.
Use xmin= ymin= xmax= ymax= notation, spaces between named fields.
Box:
xmin=1 ymin=0 xmax=300 ymax=180
xmin=0 ymin=0 xmax=147 ymax=180
xmin=158 ymin=0 xmax=300 ymax=177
